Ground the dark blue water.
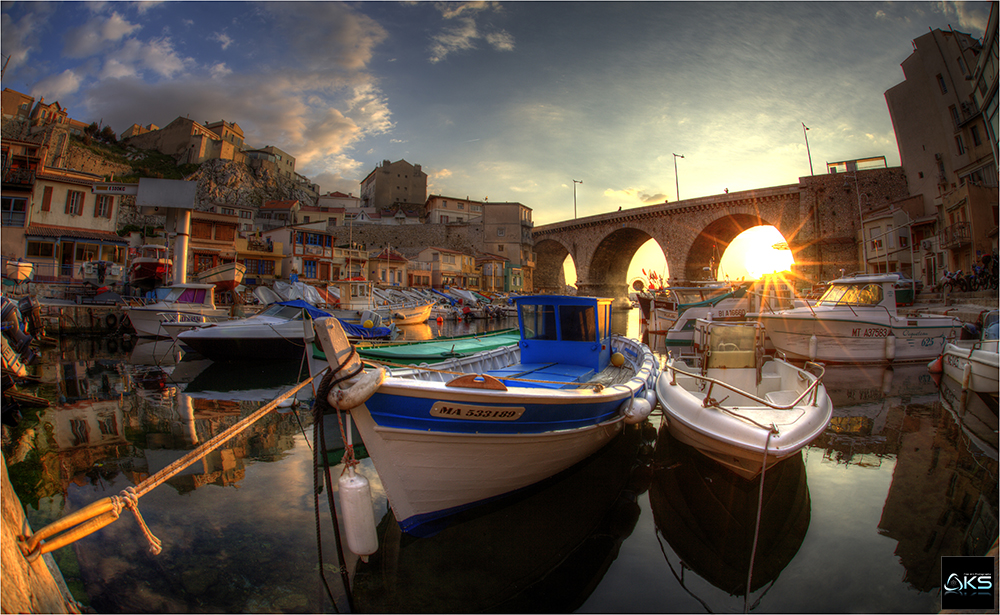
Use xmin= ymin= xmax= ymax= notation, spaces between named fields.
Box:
xmin=2 ymin=310 xmax=996 ymax=613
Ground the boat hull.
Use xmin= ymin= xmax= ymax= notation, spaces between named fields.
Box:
xmin=349 ymin=399 xmax=625 ymax=534
xmin=656 ymin=359 xmax=832 ymax=479
xmin=941 ymin=340 xmax=999 ymax=394
xmin=5 ymin=262 xmax=34 ymax=282
xmin=126 ymin=306 xmax=230 ymax=337
xmin=759 ymin=311 xmax=960 ymax=363
xmin=196 ymin=262 xmax=246 ymax=292
xmin=179 ymin=329 xmax=310 ymax=360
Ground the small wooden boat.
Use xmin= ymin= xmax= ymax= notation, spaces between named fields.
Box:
xmin=196 ymin=261 xmax=246 ymax=292
xmin=655 ymin=319 xmax=833 ymax=479
xmin=313 ymin=295 xmax=659 ymax=536
xmin=129 ymin=245 xmax=171 ymax=289
xmin=5 ymin=259 xmax=34 ymax=282
xmin=355 ymin=328 xmax=520 ymax=364
xmin=938 ymin=310 xmax=998 ymax=395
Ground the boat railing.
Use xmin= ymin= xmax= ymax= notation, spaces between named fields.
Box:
xmin=156 ymin=311 xmax=228 ymax=325
xmin=667 ymin=359 xmax=826 ymax=410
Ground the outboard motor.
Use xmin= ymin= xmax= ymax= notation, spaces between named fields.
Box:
xmin=18 ymin=297 xmax=44 ymax=337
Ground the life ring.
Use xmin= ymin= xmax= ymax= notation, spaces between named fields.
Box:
xmin=327 ymin=366 xmax=387 ymax=410
xmin=105 ymin=313 xmax=118 ymax=329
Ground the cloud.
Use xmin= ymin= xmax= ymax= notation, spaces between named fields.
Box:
xmin=0 ymin=4 xmax=56 ymax=74
xmin=934 ymin=1 xmax=990 ymax=34
xmin=32 ymin=69 xmax=84 ymax=100
xmin=212 ymin=31 xmax=234 ymax=50
xmin=132 ymin=1 xmax=165 ymax=15
xmin=63 ymin=11 xmax=141 ymax=58
xmin=209 ymin=63 xmax=231 ymax=78
xmin=428 ymin=1 xmax=512 ymax=63
xmin=261 ymin=2 xmax=387 ymax=71
xmin=114 ymin=37 xmax=191 ymax=78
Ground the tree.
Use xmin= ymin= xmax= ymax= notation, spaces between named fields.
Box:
xmin=99 ymin=125 xmax=117 ymax=144
xmin=85 ymin=122 xmax=99 ymax=136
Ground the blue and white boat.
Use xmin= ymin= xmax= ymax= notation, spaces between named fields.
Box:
xmin=314 ymin=295 xmax=659 ymax=536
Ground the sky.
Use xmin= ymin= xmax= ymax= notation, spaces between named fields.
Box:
xmin=1 ymin=1 xmax=993 ymax=280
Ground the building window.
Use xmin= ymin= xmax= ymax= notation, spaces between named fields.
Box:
xmin=95 ymin=195 xmax=113 ymax=219
xmin=955 ymin=135 xmax=965 ymax=155
xmin=937 ymin=74 xmax=947 ymax=94
xmin=1 ymin=197 xmax=27 ymax=227
xmin=971 ymin=124 xmax=982 ymax=146
xmin=26 ymin=241 xmax=55 ymax=257
xmin=303 ymin=260 xmax=317 ymax=278
xmin=65 ymin=190 xmax=84 ymax=216
xmin=222 ymin=208 xmax=235 ymax=215
xmin=497 ymin=227 xmax=505 ymax=237
xmin=458 ymin=203 xmax=464 ymax=209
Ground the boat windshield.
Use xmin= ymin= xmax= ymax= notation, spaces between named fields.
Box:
xmin=816 ymin=283 xmax=883 ymax=307
xmin=559 ymin=305 xmax=597 ymax=342
xmin=259 ymin=304 xmax=306 ymax=320
xmin=983 ymin=311 xmax=999 ymax=341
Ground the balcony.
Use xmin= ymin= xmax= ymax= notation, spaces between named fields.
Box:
xmin=3 ymin=167 xmax=36 ymax=188
xmin=939 ymin=222 xmax=971 ymax=250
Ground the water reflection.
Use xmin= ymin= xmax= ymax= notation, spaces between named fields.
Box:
xmin=649 ymin=426 xmax=810 ymax=610
xmin=1 ymin=319 xmax=997 ymax=613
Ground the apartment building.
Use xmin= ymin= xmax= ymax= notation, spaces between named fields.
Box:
xmin=208 ymin=202 xmax=256 ymax=233
xmin=188 ymin=211 xmax=240 ymax=278
xmin=481 ymin=202 xmax=534 ymax=291
xmin=123 ymin=116 xmax=246 ymax=166
xmin=884 ymin=26 xmax=999 ymax=285
xmin=360 ymin=159 xmax=427 ymax=209
xmin=257 ymin=199 xmax=301 ymax=230
xmin=263 ymin=223 xmax=366 ymax=282
xmin=368 ymin=247 xmax=408 ymax=286
xmin=1 ymin=88 xmax=34 ymax=121
xmin=425 ymin=195 xmax=484 ymax=224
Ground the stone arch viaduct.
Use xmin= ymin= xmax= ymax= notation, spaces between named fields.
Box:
xmin=532 ymin=167 xmax=910 ymax=302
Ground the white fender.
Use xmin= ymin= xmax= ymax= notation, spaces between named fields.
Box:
xmin=338 ymin=466 xmax=379 ymax=561
xmin=808 ymin=335 xmax=818 ymax=362
xmin=328 ymin=366 xmax=387 ymax=410
xmin=961 ymin=362 xmax=973 ymax=390
xmin=644 ymin=388 xmax=658 ymax=407
xmin=885 ymin=335 xmax=896 ymax=361
xmin=622 ymin=396 xmax=653 ymax=425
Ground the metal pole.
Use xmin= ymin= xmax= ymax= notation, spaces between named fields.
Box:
xmin=673 ymin=154 xmax=684 ymax=201
xmin=802 ymin=123 xmax=814 ymax=176
xmin=855 ymin=173 xmax=868 ymax=274
xmin=572 ymin=179 xmax=582 ymax=218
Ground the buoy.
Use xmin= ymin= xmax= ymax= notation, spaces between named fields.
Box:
xmin=927 ymin=355 xmax=943 ymax=374
xmin=622 ymin=396 xmax=653 ymax=424
xmin=362 ymin=319 xmax=374 ymax=329
xmin=611 ymin=352 xmax=625 ymax=367
xmin=885 ymin=334 xmax=895 ymax=361
xmin=436 ymin=316 xmax=444 ymax=324
xmin=644 ymin=388 xmax=658 ymax=407
xmin=338 ymin=466 xmax=379 ymax=561
xmin=808 ymin=335 xmax=817 ymax=362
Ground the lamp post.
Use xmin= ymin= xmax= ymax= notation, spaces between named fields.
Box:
xmin=802 ymin=123 xmax=814 ymax=176
xmin=572 ymin=179 xmax=582 ymax=218
xmin=850 ymin=173 xmax=869 ymax=274
xmin=673 ymin=153 xmax=684 ymax=202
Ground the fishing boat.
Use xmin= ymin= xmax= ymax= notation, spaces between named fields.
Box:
xmin=128 ymin=244 xmax=172 ymax=289
xmin=655 ymin=319 xmax=832 ymax=479
xmin=937 ymin=310 xmax=998 ymax=395
xmin=196 ymin=261 xmax=246 ymax=292
xmin=757 ymin=274 xmax=961 ymax=363
xmin=353 ymin=328 xmax=521 ymax=364
xmin=124 ymin=283 xmax=230 ymax=338
xmin=4 ymin=259 xmax=34 ymax=283
xmin=80 ymin=260 xmax=125 ymax=286
xmin=314 ymin=295 xmax=659 ymax=536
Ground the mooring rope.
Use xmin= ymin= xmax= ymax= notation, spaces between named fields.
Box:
xmin=744 ymin=426 xmax=774 ymax=614
xmin=19 ymin=373 xmax=321 ymax=561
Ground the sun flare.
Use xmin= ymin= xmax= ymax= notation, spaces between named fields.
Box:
xmin=719 ymin=226 xmax=794 ymax=280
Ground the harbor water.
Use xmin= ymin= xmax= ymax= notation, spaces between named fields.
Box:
xmin=2 ymin=309 xmax=997 ymax=613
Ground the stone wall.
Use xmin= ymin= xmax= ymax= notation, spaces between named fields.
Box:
xmin=324 ymin=222 xmax=481 ymax=255
xmin=64 ymin=144 xmax=131 ymax=179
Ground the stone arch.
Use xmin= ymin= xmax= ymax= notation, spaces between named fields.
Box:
xmin=578 ymin=227 xmax=657 ymax=301
xmin=682 ymin=212 xmax=778 ymax=281
xmin=533 ymin=237 xmax=572 ymax=292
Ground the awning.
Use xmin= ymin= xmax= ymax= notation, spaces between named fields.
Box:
xmin=25 ymin=224 xmax=128 ymax=243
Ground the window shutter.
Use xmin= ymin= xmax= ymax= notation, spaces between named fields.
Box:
xmin=42 ymin=186 xmax=52 ymax=211
xmin=107 ymin=196 xmax=114 ymax=219
xmin=65 ymin=191 xmax=72 ymax=214
xmin=93 ymin=195 xmax=100 ymax=217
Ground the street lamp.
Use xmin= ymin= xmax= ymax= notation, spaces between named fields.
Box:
xmin=673 ymin=153 xmax=684 ymax=202
xmin=573 ymin=179 xmax=582 ymax=218
xmin=802 ymin=123 xmax=814 ymax=176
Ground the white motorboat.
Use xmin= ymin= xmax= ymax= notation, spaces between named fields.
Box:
xmin=125 ymin=283 xmax=230 ymax=338
xmin=655 ymin=319 xmax=833 ymax=479
xmin=938 ymin=310 xmax=998 ymax=395
xmin=327 ymin=279 xmax=434 ymax=325
xmin=757 ymin=274 xmax=961 ymax=363
xmin=178 ymin=300 xmax=327 ymax=361
xmin=5 ymin=259 xmax=34 ymax=282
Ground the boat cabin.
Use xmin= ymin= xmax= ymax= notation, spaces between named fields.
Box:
xmin=329 ymin=279 xmax=375 ymax=310
xmin=815 ymin=274 xmax=899 ymax=312
xmin=485 ymin=295 xmax=613 ymax=389
xmin=154 ymin=283 xmax=218 ymax=308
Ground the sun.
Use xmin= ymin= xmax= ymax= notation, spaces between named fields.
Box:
xmin=719 ymin=226 xmax=794 ymax=280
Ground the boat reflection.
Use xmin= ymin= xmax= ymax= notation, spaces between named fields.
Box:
xmin=351 ymin=422 xmax=654 ymax=613
xmin=939 ymin=373 xmax=999 ymax=462
xmin=649 ymin=424 xmax=810 ymax=608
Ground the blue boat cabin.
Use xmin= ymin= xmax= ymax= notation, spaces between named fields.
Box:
xmin=485 ymin=296 xmax=614 ymax=389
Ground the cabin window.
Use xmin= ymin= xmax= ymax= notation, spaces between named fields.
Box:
xmin=521 ymin=304 xmax=558 ymax=341
xmin=559 ymin=305 xmax=597 ymax=342
xmin=177 ymin=288 xmax=207 ymax=304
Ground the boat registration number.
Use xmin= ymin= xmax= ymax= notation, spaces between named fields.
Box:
xmin=430 ymin=402 xmax=525 ymax=421
xmin=851 ymin=327 xmax=890 ymax=337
